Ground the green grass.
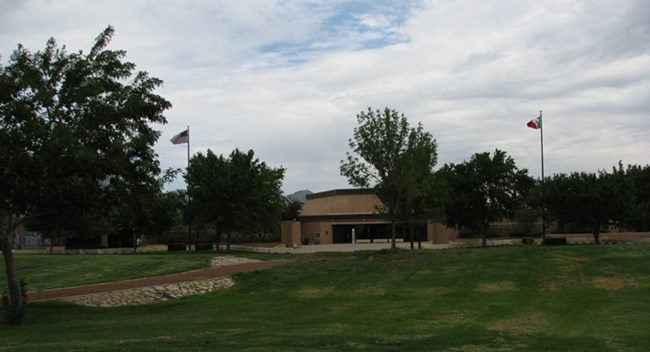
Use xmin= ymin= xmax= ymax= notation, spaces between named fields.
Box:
xmin=1 ymin=251 xmax=293 ymax=291
xmin=1 ymin=245 xmax=649 ymax=351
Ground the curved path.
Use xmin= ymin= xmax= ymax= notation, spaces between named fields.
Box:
xmin=28 ymin=259 xmax=290 ymax=301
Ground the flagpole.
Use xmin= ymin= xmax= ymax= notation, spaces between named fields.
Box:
xmin=539 ymin=111 xmax=545 ymax=241
xmin=187 ymin=125 xmax=191 ymax=251
xmin=539 ymin=110 xmax=544 ymax=182
xmin=186 ymin=125 xmax=190 ymax=170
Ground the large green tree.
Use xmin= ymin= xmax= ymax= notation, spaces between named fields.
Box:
xmin=185 ymin=149 xmax=285 ymax=251
xmin=109 ymin=169 xmax=180 ymax=253
xmin=282 ymin=198 xmax=303 ymax=221
xmin=399 ymin=172 xmax=446 ymax=249
xmin=439 ymin=149 xmax=533 ymax=247
xmin=185 ymin=150 xmax=230 ymax=250
xmin=620 ymin=164 xmax=650 ymax=231
xmin=543 ymin=168 xmax=633 ymax=244
xmin=0 ymin=26 xmax=170 ymax=324
xmin=340 ymin=107 xmax=438 ymax=249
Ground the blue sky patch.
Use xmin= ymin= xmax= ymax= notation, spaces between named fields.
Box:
xmin=258 ymin=0 xmax=421 ymax=65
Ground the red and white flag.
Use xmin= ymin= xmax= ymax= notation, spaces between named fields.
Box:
xmin=527 ymin=117 xmax=541 ymax=129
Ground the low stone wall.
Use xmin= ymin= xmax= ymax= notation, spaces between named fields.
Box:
xmin=14 ymin=245 xmax=169 ymax=254
xmin=60 ymin=277 xmax=234 ymax=307
xmin=552 ymin=232 xmax=650 ymax=244
xmin=52 ymin=256 xmax=261 ymax=307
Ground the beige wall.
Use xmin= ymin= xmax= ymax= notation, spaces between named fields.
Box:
xmin=428 ymin=221 xmax=458 ymax=244
xmin=300 ymin=221 xmax=333 ymax=244
xmin=280 ymin=221 xmax=301 ymax=247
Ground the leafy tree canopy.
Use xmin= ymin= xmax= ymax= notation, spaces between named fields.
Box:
xmin=619 ymin=163 xmax=650 ymax=231
xmin=282 ymin=198 xmax=303 ymax=221
xmin=439 ymin=149 xmax=533 ymax=247
xmin=0 ymin=26 xmax=170 ymax=324
xmin=185 ymin=149 xmax=285 ymax=250
xmin=340 ymin=107 xmax=438 ymax=249
xmin=543 ymin=165 xmax=634 ymax=243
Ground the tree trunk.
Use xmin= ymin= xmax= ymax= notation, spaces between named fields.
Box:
xmin=132 ymin=230 xmax=137 ymax=254
xmin=593 ymin=223 xmax=601 ymax=245
xmin=215 ymin=224 xmax=221 ymax=252
xmin=226 ymin=233 xmax=231 ymax=252
xmin=1 ymin=215 xmax=26 ymax=325
xmin=389 ymin=203 xmax=399 ymax=249
xmin=409 ymin=222 xmax=414 ymax=250
xmin=187 ymin=221 xmax=192 ymax=251
xmin=481 ymin=221 xmax=490 ymax=248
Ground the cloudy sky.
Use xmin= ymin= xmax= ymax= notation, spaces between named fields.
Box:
xmin=1 ymin=0 xmax=648 ymax=194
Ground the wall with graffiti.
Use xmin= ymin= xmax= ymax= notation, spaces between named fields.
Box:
xmin=14 ymin=230 xmax=51 ymax=249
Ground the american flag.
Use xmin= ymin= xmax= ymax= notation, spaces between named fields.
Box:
xmin=170 ymin=129 xmax=189 ymax=144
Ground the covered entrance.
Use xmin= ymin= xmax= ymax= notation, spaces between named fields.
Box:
xmin=332 ymin=223 xmax=427 ymax=244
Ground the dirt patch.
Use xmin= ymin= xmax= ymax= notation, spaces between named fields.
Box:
xmin=296 ymin=255 xmax=359 ymax=264
xmin=116 ymin=335 xmax=174 ymax=344
xmin=297 ymin=285 xmax=388 ymax=298
xmin=403 ymin=287 xmax=453 ymax=296
xmin=477 ymin=281 xmax=518 ymax=292
xmin=295 ymin=287 xmax=335 ymax=297
xmin=488 ymin=312 xmax=548 ymax=334
xmin=574 ymin=256 xmax=589 ymax=263
xmin=539 ymin=281 xmax=562 ymax=292
xmin=444 ymin=266 xmax=462 ymax=275
xmin=432 ymin=311 xmax=471 ymax=325
xmin=446 ymin=342 xmax=529 ymax=352
xmin=592 ymin=276 xmax=647 ymax=291
xmin=353 ymin=287 xmax=387 ymax=296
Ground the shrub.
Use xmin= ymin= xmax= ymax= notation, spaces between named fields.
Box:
xmin=194 ymin=243 xmax=214 ymax=251
xmin=511 ymin=231 xmax=540 ymax=238
xmin=167 ymin=243 xmax=187 ymax=252
xmin=521 ymin=238 xmax=535 ymax=245
xmin=603 ymin=239 xmax=620 ymax=245
xmin=458 ymin=232 xmax=498 ymax=239
xmin=542 ymin=237 xmax=567 ymax=246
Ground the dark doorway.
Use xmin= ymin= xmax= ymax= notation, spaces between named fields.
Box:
xmin=332 ymin=223 xmax=427 ymax=244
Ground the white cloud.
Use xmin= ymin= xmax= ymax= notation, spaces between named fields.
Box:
xmin=1 ymin=0 xmax=648 ymax=193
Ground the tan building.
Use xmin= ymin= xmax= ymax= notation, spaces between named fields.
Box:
xmin=281 ymin=189 xmax=456 ymax=247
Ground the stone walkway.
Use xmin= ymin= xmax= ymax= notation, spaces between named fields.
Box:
xmin=28 ymin=256 xmax=289 ymax=307
xmin=58 ymin=277 xmax=236 ymax=307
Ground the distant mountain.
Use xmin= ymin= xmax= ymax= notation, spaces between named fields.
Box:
xmin=285 ymin=189 xmax=312 ymax=203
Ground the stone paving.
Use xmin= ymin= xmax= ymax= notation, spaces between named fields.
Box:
xmin=209 ymin=256 xmax=260 ymax=267
xmin=51 ymin=256 xmax=262 ymax=307
xmin=59 ymin=277 xmax=236 ymax=307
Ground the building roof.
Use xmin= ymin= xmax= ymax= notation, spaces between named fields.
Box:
xmin=306 ymin=188 xmax=374 ymax=200
xmin=301 ymin=189 xmax=384 ymax=218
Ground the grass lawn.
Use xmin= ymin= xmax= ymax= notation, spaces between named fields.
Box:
xmin=1 ymin=252 xmax=211 ymax=291
xmin=0 ymin=251 xmax=293 ymax=291
xmin=1 ymin=245 xmax=649 ymax=351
